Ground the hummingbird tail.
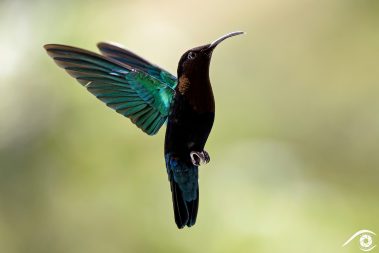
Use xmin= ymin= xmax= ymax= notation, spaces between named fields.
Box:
xmin=170 ymin=180 xmax=199 ymax=229
xmin=165 ymin=154 xmax=199 ymax=228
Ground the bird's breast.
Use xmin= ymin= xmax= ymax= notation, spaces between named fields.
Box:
xmin=177 ymin=74 xmax=215 ymax=113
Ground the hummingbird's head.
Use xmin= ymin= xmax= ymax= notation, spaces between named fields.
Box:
xmin=177 ymin=31 xmax=245 ymax=77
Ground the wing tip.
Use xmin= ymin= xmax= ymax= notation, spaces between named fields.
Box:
xmin=43 ymin=43 xmax=58 ymax=49
xmin=43 ymin=44 xmax=62 ymax=54
xmin=97 ymin=41 xmax=126 ymax=50
xmin=43 ymin=44 xmax=84 ymax=58
xmin=43 ymin=44 xmax=71 ymax=51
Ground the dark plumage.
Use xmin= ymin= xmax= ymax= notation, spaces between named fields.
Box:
xmin=44 ymin=31 xmax=244 ymax=228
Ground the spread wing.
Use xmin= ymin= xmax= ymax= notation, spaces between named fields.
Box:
xmin=97 ymin=42 xmax=177 ymax=89
xmin=44 ymin=44 xmax=176 ymax=135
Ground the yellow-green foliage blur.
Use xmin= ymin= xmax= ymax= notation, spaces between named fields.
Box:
xmin=0 ymin=0 xmax=378 ymax=252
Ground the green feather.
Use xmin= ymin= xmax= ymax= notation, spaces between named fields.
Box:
xmin=44 ymin=44 xmax=177 ymax=135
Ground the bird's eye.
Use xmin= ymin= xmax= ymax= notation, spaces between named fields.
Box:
xmin=187 ymin=52 xmax=197 ymax=60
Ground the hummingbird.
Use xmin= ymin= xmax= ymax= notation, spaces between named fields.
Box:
xmin=44 ymin=31 xmax=244 ymax=228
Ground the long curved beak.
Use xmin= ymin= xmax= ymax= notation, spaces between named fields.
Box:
xmin=206 ymin=31 xmax=245 ymax=52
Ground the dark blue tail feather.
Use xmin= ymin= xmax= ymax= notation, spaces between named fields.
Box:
xmin=166 ymin=154 xmax=199 ymax=228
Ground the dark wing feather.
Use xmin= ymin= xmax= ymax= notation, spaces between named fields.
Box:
xmin=97 ymin=42 xmax=177 ymax=89
xmin=44 ymin=44 xmax=175 ymax=135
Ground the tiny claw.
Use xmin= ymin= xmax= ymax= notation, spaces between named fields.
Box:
xmin=203 ymin=150 xmax=210 ymax=164
xmin=190 ymin=150 xmax=210 ymax=166
xmin=190 ymin=151 xmax=201 ymax=166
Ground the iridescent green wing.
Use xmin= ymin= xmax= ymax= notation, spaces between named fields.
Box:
xmin=44 ymin=44 xmax=175 ymax=135
xmin=97 ymin=42 xmax=177 ymax=89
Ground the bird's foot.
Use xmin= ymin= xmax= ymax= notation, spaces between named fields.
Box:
xmin=190 ymin=150 xmax=210 ymax=166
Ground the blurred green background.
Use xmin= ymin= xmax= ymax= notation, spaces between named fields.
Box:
xmin=1 ymin=0 xmax=379 ymax=252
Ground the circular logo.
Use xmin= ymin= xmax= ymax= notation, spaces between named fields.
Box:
xmin=342 ymin=229 xmax=376 ymax=252
xmin=360 ymin=234 xmax=373 ymax=249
